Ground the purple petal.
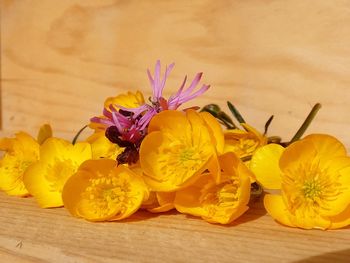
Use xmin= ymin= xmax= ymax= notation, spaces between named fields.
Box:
xmin=159 ymin=63 xmax=175 ymax=96
xmin=90 ymin=117 xmax=114 ymax=127
xmin=153 ymin=60 xmax=161 ymax=98
xmin=147 ymin=69 xmax=154 ymax=87
xmin=180 ymin=72 xmax=203 ymax=97
xmin=167 ymin=71 xmax=209 ymax=110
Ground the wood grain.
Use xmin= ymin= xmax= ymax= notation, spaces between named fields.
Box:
xmin=1 ymin=1 xmax=350 ymax=262
xmin=0 ymin=192 xmax=349 ymax=263
xmin=1 ymin=0 xmax=350 ymax=148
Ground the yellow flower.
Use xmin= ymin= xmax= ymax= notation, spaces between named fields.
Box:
xmin=86 ymin=131 xmax=123 ymax=160
xmin=62 ymin=159 xmax=149 ymax=221
xmin=251 ymin=134 xmax=350 ymax=229
xmin=142 ymin=191 xmax=176 ymax=213
xmin=140 ymin=110 xmax=223 ymax=192
xmin=104 ymin=90 xmax=145 ymax=110
xmin=89 ymin=91 xmax=145 ymax=131
xmin=23 ymin=138 xmax=92 ymax=208
xmin=224 ymin=123 xmax=267 ymax=159
xmin=37 ymin=124 xmax=53 ymax=145
xmin=174 ymin=152 xmax=252 ymax=224
xmin=0 ymin=132 xmax=40 ymax=196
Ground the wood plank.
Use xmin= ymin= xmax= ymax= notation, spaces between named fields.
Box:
xmin=1 ymin=0 xmax=350 ymax=148
xmin=0 ymin=192 xmax=349 ymax=263
xmin=1 ymin=1 xmax=350 ymax=262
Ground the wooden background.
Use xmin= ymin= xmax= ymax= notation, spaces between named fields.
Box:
xmin=1 ymin=0 xmax=350 ymax=262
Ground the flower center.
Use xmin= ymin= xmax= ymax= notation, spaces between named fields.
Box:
xmin=283 ymin=161 xmax=341 ymax=214
xmin=80 ymin=173 xmax=136 ymax=218
xmin=179 ymin=148 xmax=195 ymax=162
xmin=159 ymin=141 xmax=208 ymax=185
xmin=227 ymin=138 xmax=259 ymax=157
xmin=12 ymin=159 xmax=33 ymax=175
xmin=200 ymin=180 xmax=239 ymax=217
xmin=302 ymin=179 xmax=322 ymax=200
xmin=2 ymin=156 xmax=33 ymax=192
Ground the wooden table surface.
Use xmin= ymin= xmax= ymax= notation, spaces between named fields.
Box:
xmin=1 ymin=1 xmax=350 ymax=262
xmin=0 ymin=192 xmax=349 ymax=263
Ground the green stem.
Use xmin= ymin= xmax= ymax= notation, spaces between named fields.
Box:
xmin=250 ymin=182 xmax=263 ymax=198
xmin=241 ymin=155 xmax=252 ymax=162
xmin=201 ymin=104 xmax=237 ymax=129
xmin=268 ymin=136 xmax=282 ymax=144
xmin=289 ymin=103 xmax=322 ymax=144
xmin=227 ymin=101 xmax=246 ymax=124
xmin=72 ymin=125 xmax=88 ymax=145
xmin=264 ymin=115 xmax=274 ymax=135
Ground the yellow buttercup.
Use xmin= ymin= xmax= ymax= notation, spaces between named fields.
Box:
xmin=251 ymin=134 xmax=350 ymax=229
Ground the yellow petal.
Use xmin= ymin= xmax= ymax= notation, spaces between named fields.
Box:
xmin=279 ymin=139 xmax=317 ymax=173
xmin=0 ymin=132 xmax=39 ymax=197
xmin=141 ymin=191 xmax=158 ymax=209
xmin=39 ymin=138 xmax=70 ymax=164
xmin=175 ymin=154 xmax=251 ymax=225
xmin=148 ymin=192 xmax=175 ymax=213
xmin=63 ymin=160 xmax=148 ymax=221
xmin=250 ymin=144 xmax=284 ymax=189
xmin=63 ymin=159 xmax=118 ymax=220
xmin=264 ymin=194 xmax=295 ymax=227
xmin=24 ymin=138 xmax=91 ymax=208
xmin=291 ymin=207 xmax=331 ymax=230
xmin=207 ymin=154 xmax=221 ymax=183
xmin=174 ymin=174 xmax=212 ymax=218
xmin=321 ymin=163 xmax=350 ymax=217
xmin=62 ymin=170 xmax=92 ymax=217
xmin=0 ymin=155 xmax=30 ymax=196
xmin=329 ymin=204 xmax=350 ymax=229
xmin=37 ymin=124 xmax=53 ymax=145
xmin=71 ymin=142 xmax=93 ymax=164
xmin=104 ymin=91 xmax=145 ymax=109
xmin=303 ymin=134 xmax=347 ymax=159
xmin=140 ymin=112 xmax=215 ymax=191
xmin=218 ymin=152 xmax=255 ymax=183
xmin=241 ymin=123 xmax=267 ymax=146
xmin=23 ymin=162 xmax=63 ymax=208
xmin=86 ymin=132 xmax=122 ymax=160
xmin=107 ymin=164 xmax=149 ymax=219
xmin=79 ymin=158 xmax=116 ymax=175
xmin=199 ymin=111 xmax=225 ymax=154
xmin=148 ymin=110 xmax=188 ymax=133
xmin=0 ymin=138 xmax=14 ymax=151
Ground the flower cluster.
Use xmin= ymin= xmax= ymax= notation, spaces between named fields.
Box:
xmin=0 ymin=61 xmax=349 ymax=229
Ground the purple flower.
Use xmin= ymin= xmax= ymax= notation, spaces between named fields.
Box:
xmin=90 ymin=60 xmax=210 ymax=164
xmin=148 ymin=60 xmax=210 ymax=111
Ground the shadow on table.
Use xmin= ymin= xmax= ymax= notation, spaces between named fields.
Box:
xmin=292 ymin=249 xmax=350 ymax=263
xmin=229 ymin=194 xmax=267 ymax=226
xmin=121 ymin=193 xmax=267 ymax=225
xmin=180 ymin=194 xmax=267 ymax=227
xmin=122 ymin=209 xmax=178 ymax=223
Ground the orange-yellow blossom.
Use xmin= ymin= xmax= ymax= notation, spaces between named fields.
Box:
xmin=62 ymin=159 xmax=149 ymax=221
xmin=251 ymin=134 xmax=350 ymax=229
xmin=23 ymin=138 xmax=92 ymax=208
xmin=89 ymin=91 xmax=145 ymax=131
xmin=174 ymin=152 xmax=252 ymax=224
xmin=142 ymin=191 xmax=176 ymax=213
xmin=224 ymin=123 xmax=267 ymax=159
xmin=0 ymin=132 xmax=40 ymax=196
xmin=140 ymin=110 xmax=224 ymax=192
xmin=86 ymin=131 xmax=123 ymax=160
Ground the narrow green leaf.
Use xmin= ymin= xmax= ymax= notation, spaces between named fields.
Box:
xmin=289 ymin=103 xmax=322 ymax=144
xmin=264 ymin=115 xmax=274 ymax=135
xmin=227 ymin=101 xmax=246 ymax=124
xmin=72 ymin=125 xmax=88 ymax=145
